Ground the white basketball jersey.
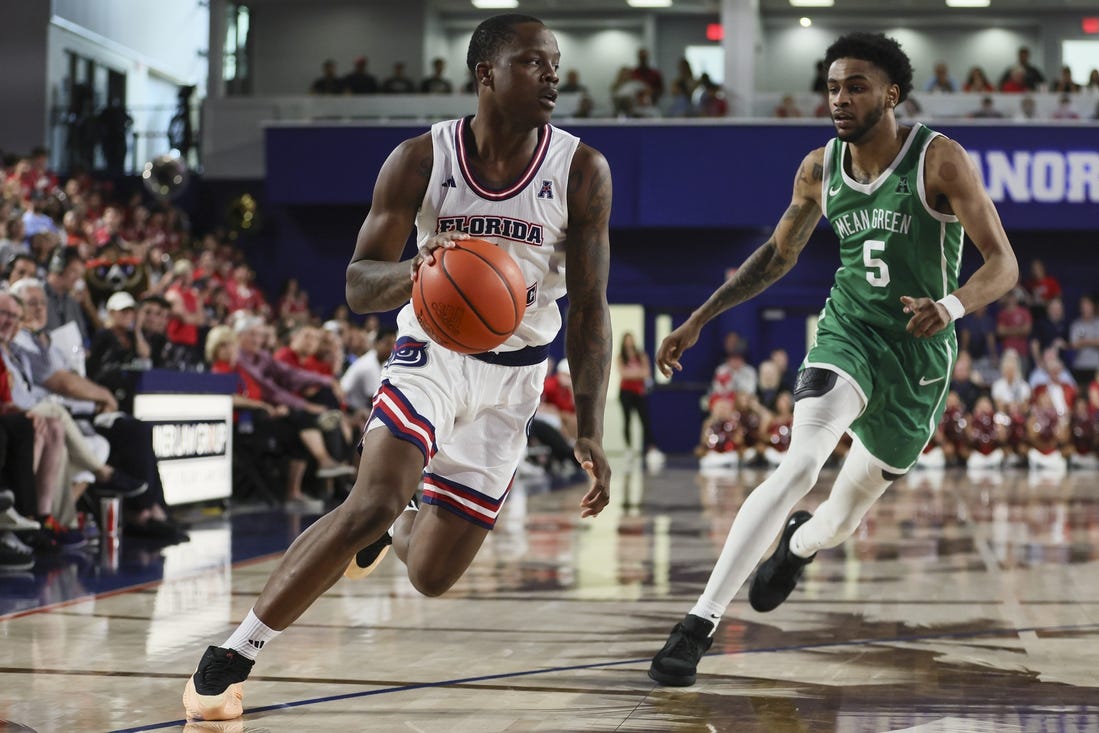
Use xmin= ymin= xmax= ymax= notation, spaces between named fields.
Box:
xmin=407 ymin=116 xmax=581 ymax=351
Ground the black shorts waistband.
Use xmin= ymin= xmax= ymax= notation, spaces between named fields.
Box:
xmin=470 ymin=344 xmax=549 ymax=367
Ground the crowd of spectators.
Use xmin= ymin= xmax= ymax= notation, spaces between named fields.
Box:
xmin=695 ymin=263 xmax=1099 ymax=476
xmin=304 ymin=45 xmax=1099 ymax=122
xmin=0 ymin=148 xmax=393 ymax=571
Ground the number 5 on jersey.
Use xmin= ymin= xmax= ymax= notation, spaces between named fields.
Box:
xmin=863 ymin=239 xmax=890 ymax=287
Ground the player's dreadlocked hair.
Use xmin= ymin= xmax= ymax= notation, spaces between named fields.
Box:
xmin=824 ymin=32 xmax=914 ymax=103
xmin=466 ymin=14 xmax=544 ymax=75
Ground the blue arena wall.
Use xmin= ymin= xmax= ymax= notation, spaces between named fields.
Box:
xmin=256 ymin=122 xmax=1098 ymax=452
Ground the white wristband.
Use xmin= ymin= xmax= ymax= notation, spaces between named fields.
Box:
xmin=936 ymin=294 xmax=965 ymax=322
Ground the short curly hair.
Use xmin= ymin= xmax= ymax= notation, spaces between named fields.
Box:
xmin=824 ymin=32 xmax=914 ymax=103
xmin=466 ymin=13 xmax=544 ymax=75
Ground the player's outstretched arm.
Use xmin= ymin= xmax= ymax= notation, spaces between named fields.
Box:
xmin=901 ymin=136 xmax=1018 ymax=338
xmin=565 ymin=143 xmax=613 ymax=518
xmin=656 ymin=149 xmax=824 ymax=377
xmin=345 ymin=133 xmax=433 ymax=314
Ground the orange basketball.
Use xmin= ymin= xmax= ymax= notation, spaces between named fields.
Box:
xmin=412 ymin=238 xmax=527 ymax=354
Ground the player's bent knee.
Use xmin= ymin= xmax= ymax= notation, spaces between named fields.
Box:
xmin=406 ymin=565 xmax=461 ymax=598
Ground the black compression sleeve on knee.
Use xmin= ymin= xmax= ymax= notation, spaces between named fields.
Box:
xmin=793 ymin=367 xmax=838 ymax=402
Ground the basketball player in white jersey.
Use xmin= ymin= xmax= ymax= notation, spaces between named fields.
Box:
xmin=182 ymin=14 xmax=613 ymax=722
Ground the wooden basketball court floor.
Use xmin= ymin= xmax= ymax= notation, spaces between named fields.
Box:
xmin=2 ymin=457 xmax=1099 ymax=732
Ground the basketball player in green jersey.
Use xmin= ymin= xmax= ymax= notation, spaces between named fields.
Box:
xmin=649 ymin=32 xmax=1018 ymax=686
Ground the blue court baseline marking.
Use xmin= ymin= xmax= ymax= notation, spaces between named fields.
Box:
xmin=110 ymin=620 xmax=1099 ymax=732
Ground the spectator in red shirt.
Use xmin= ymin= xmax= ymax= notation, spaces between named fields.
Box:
xmin=1021 ymin=258 xmax=1061 ymax=318
xmin=277 ymin=277 xmax=311 ymax=326
xmin=630 ymin=48 xmax=664 ymax=103
xmin=274 ymin=325 xmax=322 ymax=372
xmin=996 ymin=290 xmax=1033 ymax=372
xmin=540 ymin=357 xmax=577 ymax=442
xmin=225 ymin=264 xmax=268 ymax=316
xmin=164 ymin=258 xmax=207 ymax=367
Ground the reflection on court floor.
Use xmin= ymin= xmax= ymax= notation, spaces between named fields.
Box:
xmin=2 ymin=458 xmax=1098 ymax=732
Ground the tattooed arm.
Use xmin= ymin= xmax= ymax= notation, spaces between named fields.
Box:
xmin=345 ymin=133 xmax=434 ymax=314
xmin=564 ymin=143 xmax=613 ymax=518
xmin=656 ymin=148 xmax=826 ymax=376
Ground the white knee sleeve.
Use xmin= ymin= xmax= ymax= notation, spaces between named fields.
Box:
xmin=791 ymin=435 xmax=894 ymax=557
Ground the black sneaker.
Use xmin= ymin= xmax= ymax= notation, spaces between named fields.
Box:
xmin=343 ymin=531 xmax=393 ymax=580
xmin=648 ymin=614 xmax=715 ymax=686
xmin=182 ymin=646 xmax=255 ymax=721
xmin=748 ymin=510 xmax=815 ymax=613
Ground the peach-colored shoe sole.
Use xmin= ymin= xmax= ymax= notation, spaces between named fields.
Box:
xmin=183 ymin=675 xmax=244 ymax=721
xmin=342 ymin=544 xmax=390 ymax=580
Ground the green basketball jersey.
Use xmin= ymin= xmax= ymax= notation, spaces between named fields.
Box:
xmin=820 ymin=123 xmax=964 ymax=339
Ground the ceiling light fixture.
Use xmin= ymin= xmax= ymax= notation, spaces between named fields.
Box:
xmin=789 ymin=0 xmax=834 ymax=7
xmin=800 ymin=16 xmax=812 ymax=26
xmin=471 ymin=0 xmax=519 ymax=8
xmin=627 ymin=0 xmax=673 ymax=7
xmin=945 ymin=0 xmax=990 ymax=7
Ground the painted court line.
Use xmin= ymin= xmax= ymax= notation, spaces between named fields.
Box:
xmin=108 ymin=620 xmax=1099 ymax=733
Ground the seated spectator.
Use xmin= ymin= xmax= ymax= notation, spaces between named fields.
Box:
xmin=1066 ymin=394 xmax=1098 ymax=469
xmin=1028 ymin=390 xmax=1068 ymax=472
xmin=1029 ymin=296 xmax=1069 ymax=367
xmin=235 ymin=315 xmax=350 ymax=453
xmin=274 ymin=324 xmax=322 ymax=371
xmin=420 ymin=58 xmax=453 ymax=94
xmin=1001 ymin=66 xmax=1029 ymax=93
xmin=136 ymin=294 xmax=173 ymax=368
xmin=773 ymin=94 xmax=802 ymax=118
xmin=965 ymin=395 xmax=1007 ymax=470
xmin=755 ymin=359 xmax=783 ymax=411
xmin=540 ymin=357 xmax=577 ymax=442
xmin=949 ymin=349 xmax=984 ymax=413
xmin=1051 ymin=65 xmax=1081 ymax=94
xmin=310 ymin=59 xmax=345 ymax=95
xmin=163 ymin=258 xmax=207 ymax=369
xmin=86 ymin=291 xmax=152 ymax=392
xmin=1013 ymin=95 xmax=1038 ymax=120
xmin=923 ymin=61 xmax=958 ymax=92
xmin=1051 ymin=95 xmax=1080 ymax=120
xmin=999 ymin=47 xmax=1045 ymax=91
xmin=996 ymin=290 xmax=1032 ymax=374
xmin=963 ymin=66 xmax=994 ymax=93
xmin=630 ymin=87 xmax=661 ymax=119
xmin=959 ymin=304 xmax=998 ymax=384
xmin=1021 ymin=258 xmax=1061 ymax=318
xmin=206 ymin=326 xmax=353 ymax=512
xmin=697 ymin=74 xmax=728 ymax=117
xmin=558 ymin=69 xmax=587 ymax=95
xmin=991 ymin=348 xmax=1031 ymax=413
xmin=925 ymin=62 xmax=956 ymax=92
xmin=697 ymin=397 xmax=750 ymax=470
xmin=343 ymin=56 xmax=378 ymax=94
xmin=708 ymin=337 xmax=757 ymax=409
xmin=44 ymin=245 xmax=96 ymax=345
xmin=1088 ymin=69 xmax=1099 ymax=91
xmin=381 ymin=62 xmax=416 ymax=94
xmin=665 ymin=79 xmax=696 ymax=117
xmin=968 ymin=96 xmax=1004 ymax=118
xmin=7 ymin=279 xmax=185 ymax=543
xmin=1029 ymin=347 xmax=1077 ymax=417
xmin=0 ymin=215 xmax=28 ymax=269
xmin=277 ymin=277 xmax=310 ymax=325
xmin=1069 ymin=295 xmax=1099 ymax=386
xmin=5 ymin=253 xmax=39 ymax=288
xmin=761 ymin=390 xmax=794 ymax=467
xmin=340 ymin=326 xmax=396 ymax=423
xmin=225 ymin=264 xmax=268 ymax=316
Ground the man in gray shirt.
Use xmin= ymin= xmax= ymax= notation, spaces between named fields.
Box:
xmin=1069 ymin=295 xmax=1099 ymax=386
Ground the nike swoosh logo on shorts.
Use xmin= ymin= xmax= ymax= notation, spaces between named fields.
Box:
xmin=829 ymin=185 xmax=842 ymax=196
xmin=919 ymin=376 xmax=945 ymax=386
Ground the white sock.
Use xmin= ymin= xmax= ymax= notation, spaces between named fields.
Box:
xmin=223 ymin=608 xmax=282 ymax=660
